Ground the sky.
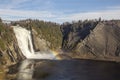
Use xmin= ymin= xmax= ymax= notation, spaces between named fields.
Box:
xmin=0 ymin=0 xmax=120 ymax=23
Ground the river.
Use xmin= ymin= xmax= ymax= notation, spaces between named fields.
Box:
xmin=16 ymin=59 xmax=120 ymax=80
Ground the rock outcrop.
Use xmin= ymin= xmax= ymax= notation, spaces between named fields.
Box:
xmin=31 ymin=28 xmax=50 ymax=51
xmin=61 ymin=20 xmax=120 ymax=61
xmin=61 ymin=20 xmax=98 ymax=51
xmin=0 ymin=23 xmax=25 ymax=67
xmin=75 ymin=21 xmax=120 ymax=60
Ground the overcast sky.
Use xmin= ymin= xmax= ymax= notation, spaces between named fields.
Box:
xmin=0 ymin=0 xmax=120 ymax=23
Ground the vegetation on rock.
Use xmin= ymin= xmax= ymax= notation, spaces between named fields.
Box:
xmin=12 ymin=19 xmax=62 ymax=50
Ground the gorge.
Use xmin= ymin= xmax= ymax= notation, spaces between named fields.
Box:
xmin=0 ymin=19 xmax=120 ymax=80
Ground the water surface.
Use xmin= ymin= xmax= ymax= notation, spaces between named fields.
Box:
xmin=18 ymin=59 xmax=120 ymax=80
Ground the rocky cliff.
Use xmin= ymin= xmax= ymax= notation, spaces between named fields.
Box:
xmin=31 ymin=27 xmax=50 ymax=51
xmin=61 ymin=20 xmax=120 ymax=61
xmin=0 ymin=21 xmax=25 ymax=79
xmin=75 ymin=21 xmax=120 ymax=60
xmin=61 ymin=20 xmax=98 ymax=51
xmin=1 ymin=19 xmax=120 ymax=67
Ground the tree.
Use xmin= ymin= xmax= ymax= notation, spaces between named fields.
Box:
xmin=0 ymin=18 xmax=2 ymax=23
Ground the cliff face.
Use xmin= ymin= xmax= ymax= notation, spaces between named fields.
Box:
xmin=0 ymin=22 xmax=25 ymax=68
xmin=75 ymin=21 xmax=120 ymax=60
xmin=31 ymin=21 xmax=62 ymax=51
xmin=61 ymin=20 xmax=120 ymax=61
xmin=31 ymin=28 xmax=50 ymax=51
xmin=61 ymin=20 xmax=98 ymax=51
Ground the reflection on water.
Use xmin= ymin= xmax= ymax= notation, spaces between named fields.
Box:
xmin=18 ymin=59 xmax=120 ymax=80
xmin=18 ymin=60 xmax=34 ymax=80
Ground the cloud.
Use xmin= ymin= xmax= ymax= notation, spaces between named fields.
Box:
xmin=0 ymin=9 xmax=56 ymax=18
xmin=107 ymin=6 xmax=120 ymax=10
xmin=1 ymin=8 xmax=120 ymax=23
xmin=57 ymin=9 xmax=120 ymax=22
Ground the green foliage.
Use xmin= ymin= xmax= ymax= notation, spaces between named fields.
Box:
xmin=0 ymin=21 xmax=14 ymax=51
xmin=0 ymin=23 xmax=5 ymax=32
xmin=0 ymin=18 xmax=2 ymax=23
xmin=30 ymin=20 xmax=62 ymax=49
xmin=0 ymin=39 xmax=6 ymax=51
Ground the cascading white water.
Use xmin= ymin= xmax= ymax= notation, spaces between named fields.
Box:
xmin=13 ymin=25 xmax=55 ymax=59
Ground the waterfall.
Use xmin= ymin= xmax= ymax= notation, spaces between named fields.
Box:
xmin=13 ymin=25 xmax=55 ymax=59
